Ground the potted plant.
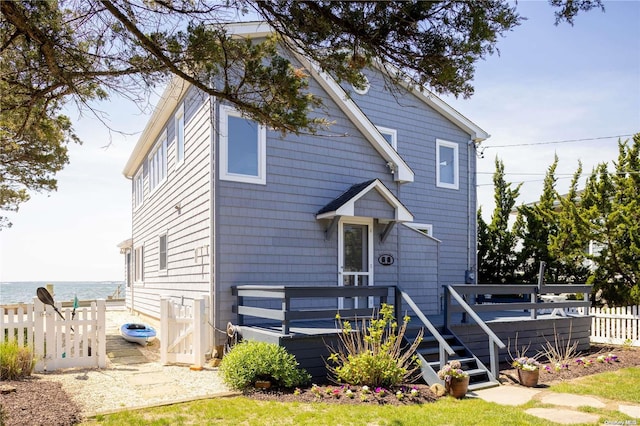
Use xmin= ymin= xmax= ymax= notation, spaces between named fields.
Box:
xmin=512 ymin=357 xmax=542 ymax=387
xmin=437 ymin=360 xmax=470 ymax=398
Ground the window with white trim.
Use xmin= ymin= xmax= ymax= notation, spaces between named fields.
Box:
xmin=175 ymin=104 xmax=185 ymax=166
xmin=148 ymin=131 xmax=167 ymax=192
xmin=220 ymin=105 xmax=266 ymax=185
xmin=377 ymin=126 xmax=397 ymax=150
xmin=133 ymin=169 xmax=143 ymax=208
xmin=405 ymin=222 xmax=434 ymax=237
xmin=134 ymin=245 xmax=144 ymax=282
xmin=436 ymin=139 xmax=459 ymax=189
xmin=158 ymin=233 xmax=167 ymax=272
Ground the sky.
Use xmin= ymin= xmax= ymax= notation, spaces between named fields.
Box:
xmin=0 ymin=1 xmax=638 ymax=282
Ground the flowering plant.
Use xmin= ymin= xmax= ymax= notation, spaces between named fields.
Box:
xmin=597 ymin=353 xmax=618 ymax=363
xmin=437 ymin=360 xmax=469 ymax=382
xmin=511 ymin=357 xmax=542 ymax=371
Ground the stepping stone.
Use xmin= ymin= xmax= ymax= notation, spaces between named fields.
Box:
xmin=541 ymin=393 xmax=606 ymax=409
xmin=525 ymin=408 xmax=600 ymax=425
xmin=472 ymin=385 xmax=541 ymax=406
xmin=619 ymin=404 xmax=640 ymax=418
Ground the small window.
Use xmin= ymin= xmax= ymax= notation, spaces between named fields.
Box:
xmin=148 ymin=131 xmax=167 ymax=192
xmin=175 ymin=104 xmax=185 ymax=166
xmin=159 ymin=233 xmax=167 ymax=271
xmin=436 ymin=139 xmax=459 ymax=190
xmin=134 ymin=245 xmax=144 ymax=282
xmin=220 ymin=105 xmax=266 ymax=184
xmin=133 ymin=169 xmax=144 ymax=209
xmin=376 ymin=126 xmax=397 ymax=150
xmin=405 ymin=223 xmax=434 ymax=237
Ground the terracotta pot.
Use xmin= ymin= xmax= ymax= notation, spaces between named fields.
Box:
xmin=445 ymin=376 xmax=469 ymax=398
xmin=517 ymin=369 xmax=540 ymax=387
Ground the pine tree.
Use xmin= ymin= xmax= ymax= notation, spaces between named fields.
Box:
xmin=580 ymin=134 xmax=640 ymax=305
xmin=477 ymin=158 xmax=522 ymax=284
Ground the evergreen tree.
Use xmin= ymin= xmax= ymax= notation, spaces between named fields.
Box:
xmin=548 ymin=163 xmax=592 ymax=284
xmin=477 ymin=158 xmax=522 ymax=284
xmin=580 ymin=134 xmax=640 ymax=305
xmin=515 ymin=155 xmax=559 ymax=283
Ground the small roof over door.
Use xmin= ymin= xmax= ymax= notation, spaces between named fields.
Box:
xmin=316 ymin=179 xmax=413 ymax=222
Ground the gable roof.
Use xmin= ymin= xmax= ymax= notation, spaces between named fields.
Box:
xmin=123 ymin=21 xmax=488 ymax=179
xmin=316 ymin=179 xmax=413 ymax=222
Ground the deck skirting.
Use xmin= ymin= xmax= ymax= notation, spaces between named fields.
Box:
xmin=449 ymin=315 xmax=591 ymax=365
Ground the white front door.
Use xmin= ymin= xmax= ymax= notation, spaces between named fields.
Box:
xmin=338 ymin=218 xmax=374 ymax=309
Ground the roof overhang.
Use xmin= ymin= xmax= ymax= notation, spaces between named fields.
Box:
xmin=117 ymin=238 xmax=133 ymax=254
xmin=316 ymin=179 xmax=413 ymax=222
xmin=122 ymin=78 xmax=190 ymax=178
xmin=373 ymin=62 xmax=490 ymax=143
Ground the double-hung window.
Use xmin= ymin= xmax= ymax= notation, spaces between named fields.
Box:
xmin=134 ymin=245 xmax=144 ymax=282
xmin=133 ymin=169 xmax=144 ymax=208
xmin=158 ymin=233 xmax=167 ymax=272
xmin=148 ymin=131 xmax=167 ymax=192
xmin=220 ymin=105 xmax=266 ymax=185
xmin=175 ymin=104 xmax=185 ymax=166
xmin=436 ymin=139 xmax=459 ymax=190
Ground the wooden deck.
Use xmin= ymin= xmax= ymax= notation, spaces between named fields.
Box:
xmin=231 ymin=283 xmax=593 ymax=382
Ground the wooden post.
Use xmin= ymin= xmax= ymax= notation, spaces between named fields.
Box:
xmin=96 ymin=299 xmax=106 ymax=368
xmin=33 ymin=297 xmax=45 ymax=372
xmin=193 ymin=297 xmax=205 ymax=368
xmin=282 ymin=294 xmax=290 ymax=335
xmin=160 ymin=298 xmax=169 ymax=365
xmin=489 ymin=340 xmax=499 ymax=379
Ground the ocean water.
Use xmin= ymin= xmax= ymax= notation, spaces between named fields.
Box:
xmin=0 ymin=281 xmax=125 ymax=305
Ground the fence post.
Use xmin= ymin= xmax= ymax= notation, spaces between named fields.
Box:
xmin=45 ymin=303 xmax=57 ymax=371
xmin=193 ymin=298 xmax=205 ymax=368
xmin=96 ymin=299 xmax=106 ymax=368
xmin=160 ymin=298 xmax=169 ymax=365
xmin=33 ymin=297 xmax=45 ymax=372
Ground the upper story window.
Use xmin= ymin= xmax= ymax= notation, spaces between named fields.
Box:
xmin=220 ymin=105 xmax=266 ymax=185
xmin=376 ymin=126 xmax=397 ymax=150
xmin=133 ymin=169 xmax=144 ymax=209
xmin=436 ymin=139 xmax=459 ymax=190
xmin=148 ymin=131 xmax=167 ymax=192
xmin=175 ymin=103 xmax=185 ymax=166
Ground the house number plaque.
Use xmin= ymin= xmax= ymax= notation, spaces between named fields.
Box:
xmin=378 ymin=254 xmax=394 ymax=266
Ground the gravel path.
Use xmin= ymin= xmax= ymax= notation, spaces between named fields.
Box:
xmin=33 ymin=308 xmax=233 ymax=416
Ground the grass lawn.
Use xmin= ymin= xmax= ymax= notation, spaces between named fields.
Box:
xmin=85 ymin=367 xmax=640 ymax=426
xmin=549 ymin=367 xmax=640 ymax=403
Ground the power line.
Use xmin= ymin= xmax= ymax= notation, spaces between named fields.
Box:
xmin=481 ymin=134 xmax=635 ymax=149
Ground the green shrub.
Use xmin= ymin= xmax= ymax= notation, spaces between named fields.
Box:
xmin=219 ymin=340 xmax=311 ymax=390
xmin=0 ymin=340 xmax=35 ymax=380
xmin=326 ymin=304 xmax=423 ymax=388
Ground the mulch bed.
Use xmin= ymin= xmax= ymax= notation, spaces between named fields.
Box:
xmin=1 ymin=344 xmax=638 ymax=425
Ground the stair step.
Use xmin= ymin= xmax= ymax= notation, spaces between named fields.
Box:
xmin=427 ymin=357 xmax=477 ymax=369
xmin=418 ymin=345 xmax=465 ymax=356
xmin=465 ymin=368 xmax=488 ymax=377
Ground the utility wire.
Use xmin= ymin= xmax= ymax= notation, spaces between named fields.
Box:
xmin=481 ymin=134 xmax=635 ymax=149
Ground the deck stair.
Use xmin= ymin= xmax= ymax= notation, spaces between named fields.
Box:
xmin=404 ymin=324 xmax=500 ymax=391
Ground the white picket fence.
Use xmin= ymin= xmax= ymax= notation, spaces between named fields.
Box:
xmin=590 ymin=305 xmax=640 ymax=346
xmin=160 ymin=296 xmax=208 ymax=368
xmin=1 ymin=298 xmax=107 ymax=372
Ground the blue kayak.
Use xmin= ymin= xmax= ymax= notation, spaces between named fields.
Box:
xmin=120 ymin=323 xmax=156 ymax=345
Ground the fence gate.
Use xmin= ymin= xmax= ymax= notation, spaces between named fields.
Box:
xmin=1 ymin=298 xmax=107 ymax=372
xmin=160 ymin=296 xmax=208 ymax=368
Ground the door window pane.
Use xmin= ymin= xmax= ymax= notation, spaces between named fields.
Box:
xmin=343 ymin=224 xmax=367 ymax=273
